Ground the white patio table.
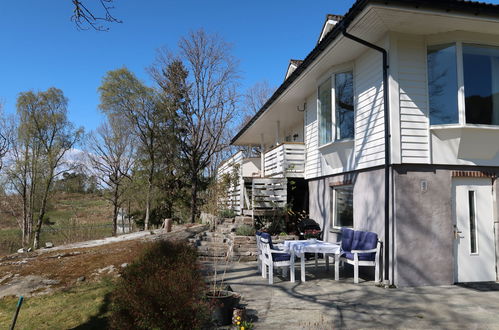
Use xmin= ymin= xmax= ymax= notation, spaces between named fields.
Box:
xmin=283 ymin=239 xmax=341 ymax=282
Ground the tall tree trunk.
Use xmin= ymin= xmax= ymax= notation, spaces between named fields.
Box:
xmin=144 ymin=178 xmax=151 ymax=230
xmin=33 ymin=191 xmax=49 ymax=249
xmin=144 ymin=161 xmax=154 ymax=230
xmin=33 ymin=177 xmax=52 ymax=250
xmin=112 ymin=185 xmax=119 ymax=236
xmin=190 ymin=176 xmax=198 ymax=224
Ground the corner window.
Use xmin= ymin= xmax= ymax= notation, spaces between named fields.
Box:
xmin=318 ymin=78 xmax=332 ymax=145
xmin=335 ymin=72 xmax=354 ymax=140
xmin=427 ymin=44 xmax=459 ymax=125
xmin=463 ymin=44 xmax=499 ymax=125
xmin=331 ymin=185 xmax=353 ymax=229
xmin=427 ymin=42 xmax=499 ymax=126
xmin=318 ymin=71 xmax=354 ymax=146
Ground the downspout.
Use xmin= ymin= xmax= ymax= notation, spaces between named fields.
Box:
xmin=342 ymin=29 xmax=391 ymax=285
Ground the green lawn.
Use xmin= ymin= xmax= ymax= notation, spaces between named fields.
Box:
xmin=0 ymin=280 xmax=115 ymax=330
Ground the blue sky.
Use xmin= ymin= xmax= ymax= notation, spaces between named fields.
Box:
xmin=4 ymin=1 xmax=499 ymax=134
xmin=0 ymin=0 xmax=355 ymax=133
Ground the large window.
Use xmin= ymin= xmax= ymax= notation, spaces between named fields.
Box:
xmin=318 ymin=71 xmax=354 ymax=146
xmin=331 ymin=185 xmax=353 ymax=229
xmin=335 ymin=72 xmax=355 ymax=140
xmin=318 ymin=78 xmax=332 ymax=145
xmin=427 ymin=44 xmax=459 ymax=125
xmin=427 ymin=42 xmax=499 ymax=126
xmin=463 ymin=44 xmax=499 ymax=125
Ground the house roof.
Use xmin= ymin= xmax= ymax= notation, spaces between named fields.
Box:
xmin=318 ymin=14 xmax=344 ymax=44
xmin=284 ymin=59 xmax=303 ymax=80
xmin=231 ymin=0 xmax=499 ymax=145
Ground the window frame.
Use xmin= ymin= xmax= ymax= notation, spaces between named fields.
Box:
xmin=330 ymin=184 xmax=354 ymax=230
xmin=427 ymin=40 xmax=499 ymax=128
xmin=317 ymin=66 xmax=355 ymax=147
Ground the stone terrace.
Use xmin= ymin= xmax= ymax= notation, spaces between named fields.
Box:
xmin=224 ymin=261 xmax=499 ymax=329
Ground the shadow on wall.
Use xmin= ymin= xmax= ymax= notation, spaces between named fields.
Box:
xmin=394 ymin=167 xmax=453 ymax=287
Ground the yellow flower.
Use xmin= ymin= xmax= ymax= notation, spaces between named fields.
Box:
xmin=237 ymin=321 xmax=240 ymax=325
xmin=241 ymin=327 xmax=245 ymax=330
xmin=237 ymin=316 xmax=241 ymax=320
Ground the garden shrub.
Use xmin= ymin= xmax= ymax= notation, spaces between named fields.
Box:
xmin=235 ymin=225 xmax=255 ymax=236
xmin=218 ymin=209 xmax=236 ymax=218
xmin=109 ymin=240 xmax=210 ymax=329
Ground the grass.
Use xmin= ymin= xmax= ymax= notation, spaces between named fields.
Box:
xmin=0 ymin=279 xmax=115 ymax=330
xmin=0 ymin=193 xmax=114 ymax=256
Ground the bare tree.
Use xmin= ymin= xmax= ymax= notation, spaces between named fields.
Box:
xmin=0 ymin=103 xmax=12 ymax=172
xmin=242 ymin=80 xmax=275 ymax=121
xmin=88 ymin=117 xmax=135 ymax=236
xmin=71 ymin=0 xmax=121 ymax=31
xmin=150 ymin=29 xmax=239 ymax=223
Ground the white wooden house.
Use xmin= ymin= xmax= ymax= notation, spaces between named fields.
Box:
xmin=222 ymin=0 xmax=499 ymax=287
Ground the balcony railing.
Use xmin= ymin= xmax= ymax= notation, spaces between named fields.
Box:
xmin=263 ymin=142 xmax=305 ymax=178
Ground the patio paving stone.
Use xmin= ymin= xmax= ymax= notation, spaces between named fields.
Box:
xmin=222 ymin=261 xmax=499 ymax=329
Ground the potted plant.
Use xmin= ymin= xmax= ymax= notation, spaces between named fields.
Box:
xmin=204 ymin=222 xmax=241 ymax=326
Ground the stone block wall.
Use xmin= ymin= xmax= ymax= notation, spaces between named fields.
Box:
xmin=230 ymin=234 xmax=299 ymax=262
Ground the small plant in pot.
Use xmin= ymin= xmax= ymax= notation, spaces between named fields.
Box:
xmin=204 ymin=227 xmax=241 ymax=326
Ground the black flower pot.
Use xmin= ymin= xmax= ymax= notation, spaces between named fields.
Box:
xmin=206 ymin=290 xmax=241 ymax=326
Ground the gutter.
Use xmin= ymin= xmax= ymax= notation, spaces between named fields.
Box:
xmin=341 ymin=30 xmax=391 ymax=286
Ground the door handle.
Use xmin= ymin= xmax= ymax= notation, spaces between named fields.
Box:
xmin=454 ymin=230 xmax=464 ymax=239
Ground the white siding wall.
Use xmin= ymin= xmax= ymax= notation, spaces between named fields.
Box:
xmin=354 ymin=48 xmax=386 ymax=169
xmin=397 ymin=38 xmax=430 ymax=164
xmin=304 ymin=48 xmax=386 ymax=179
xmin=304 ymin=94 xmax=321 ymax=179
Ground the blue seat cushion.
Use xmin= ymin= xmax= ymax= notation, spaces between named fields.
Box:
xmin=272 ymin=253 xmax=291 ymax=262
xmin=260 ymin=232 xmax=277 ymax=250
xmin=340 ymin=228 xmax=354 ymax=252
xmin=341 ymin=230 xmax=378 ymax=261
xmin=351 ymin=230 xmax=378 ymax=251
xmin=341 ymin=251 xmax=376 ymax=261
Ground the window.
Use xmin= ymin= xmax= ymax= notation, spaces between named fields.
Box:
xmin=427 ymin=42 xmax=499 ymax=126
xmin=463 ymin=44 xmax=499 ymax=125
xmin=335 ymin=72 xmax=355 ymax=140
xmin=468 ymin=190 xmax=478 ymax=254
xmin=318 ymin=78 xmax=332 ymax=145
xmin=318 ymin=71 xmax=354 ymax=145
xmin=331 ymin=185 xmax=353 ymax=229
xmin=427 ymin=44 xmax=459 ymax=125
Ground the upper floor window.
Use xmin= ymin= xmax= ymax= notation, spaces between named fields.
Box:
xmin=427 ymin=44 xmax=459 ymax=125
xmin=335 ymin=72 xmax=354 ymax=140
xmin=463 ymin=44 xmax=499 ymax=125
xmin=318 ymin=71 xmax=354 ymax=146
xmin=318 ymin=78 xmax=332 ymax=145
xmin=427 ymin=43 xmax=499 ymax=126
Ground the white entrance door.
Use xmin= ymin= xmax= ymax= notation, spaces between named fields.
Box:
xmin=452 ymin=178 xmax=496 ymax=283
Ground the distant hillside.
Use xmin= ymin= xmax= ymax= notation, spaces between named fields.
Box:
xmin=0 ymin=192 xmax=113 ymax=256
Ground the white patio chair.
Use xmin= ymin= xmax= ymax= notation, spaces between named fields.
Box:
xmin=260 ymin=234 xmax=292 ymax=284
xmin=255 ymin=232 xmax=264 ymax=277
xmin=338 ymin=228 xmax=381 ymax=284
